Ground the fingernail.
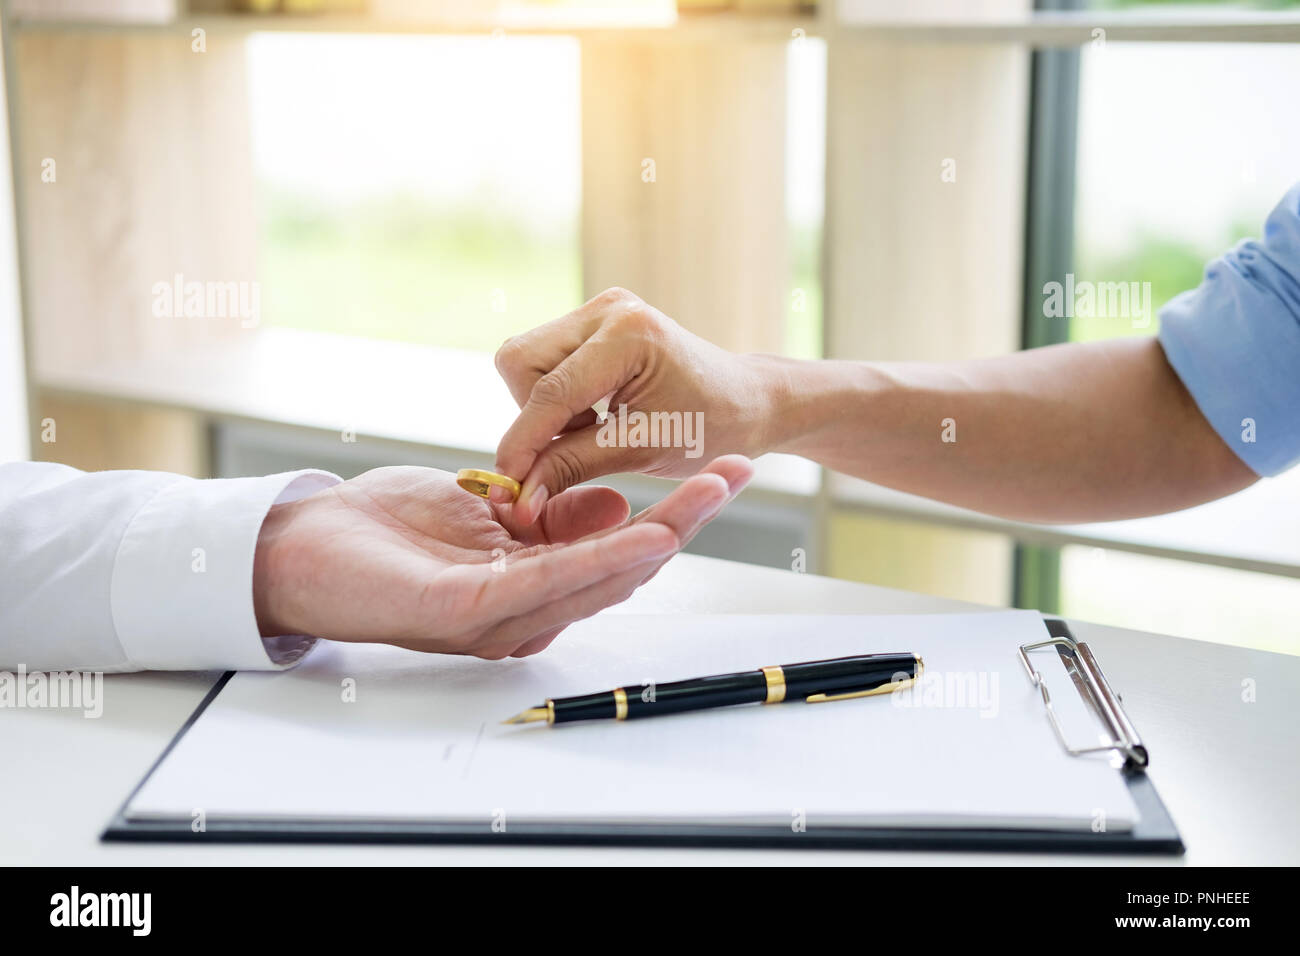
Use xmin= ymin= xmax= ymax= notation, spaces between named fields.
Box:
xmin=488 ymin=485 xmax=513 ymax=504
xmin=526 ymin=485 xmax=549 ymax=523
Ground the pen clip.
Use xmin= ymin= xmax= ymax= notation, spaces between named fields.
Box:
xmin=805 ymin=677 xmax=915 ymax=704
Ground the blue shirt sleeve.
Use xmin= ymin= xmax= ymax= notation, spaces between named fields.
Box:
xmin=1157 ymin=183 xmax=1300 ymax=477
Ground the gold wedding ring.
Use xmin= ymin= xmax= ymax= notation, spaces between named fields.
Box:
xmin=456 ymin=468 xmax=522 ymax=501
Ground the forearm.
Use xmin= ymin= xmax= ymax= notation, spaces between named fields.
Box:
xmin=754 ymin=337 xmax=1256 ymax=523
xmin=0 ymin=462 xmax=337 ymax=671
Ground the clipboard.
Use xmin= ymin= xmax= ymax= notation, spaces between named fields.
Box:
xmin=102 ymin=616 xmax=1184 ymax=854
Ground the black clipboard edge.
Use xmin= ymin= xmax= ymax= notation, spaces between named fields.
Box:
xmin=101 ymin=621 xmax=1185 ymax=855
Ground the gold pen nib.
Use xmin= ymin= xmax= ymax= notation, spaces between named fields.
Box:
xmin=502 ymin=706 xmax=550 ymax=725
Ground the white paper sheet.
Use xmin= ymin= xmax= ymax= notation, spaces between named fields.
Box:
xmin=127 ymin=611 xmax=1138 ymax=831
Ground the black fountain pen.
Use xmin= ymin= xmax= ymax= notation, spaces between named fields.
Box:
xmin=503 ymin=652 xmax=923 ymax=726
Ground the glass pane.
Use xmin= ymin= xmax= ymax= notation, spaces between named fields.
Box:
xmin=1072 ymin=42 xmax=1300 ymax=343
xmin=1062 ymin=41 xmax=1300 ymax=651
xmin=247 ymin=33 xmax=582 ymax=353
xmin=1060 ymin=546 xmax=1300 ymax=655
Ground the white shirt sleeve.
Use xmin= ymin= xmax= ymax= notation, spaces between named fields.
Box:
xmin=0 ymin=461 xmax=341 ymax=672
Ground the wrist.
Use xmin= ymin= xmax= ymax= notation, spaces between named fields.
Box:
xmin=738 ymin=353 xmax=801 ymax=458
xmin=253 ymin=500 xmax=298 ymax=637
xmin=742 ymin=355 xmax=880 ymax=460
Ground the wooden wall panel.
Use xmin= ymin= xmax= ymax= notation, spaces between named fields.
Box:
xmin=824 ymin=39 xmax=1029 ymax=361
xmin=32 ymin=391 xmax=206 ymax=475
xmin=581 ymin=37 xmax=790 ymax=355
xmin=13 ymin=30 xmax=258 ymax=379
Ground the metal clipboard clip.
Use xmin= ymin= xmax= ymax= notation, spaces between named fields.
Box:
xmin=1018 ymin=626 xmax=1149 ymax=771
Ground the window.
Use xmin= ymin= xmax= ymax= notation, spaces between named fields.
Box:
xmin=248 ymin=30 xmax=825 ymax=361
xmin=1072 ymin=42 xmax=1300 ymax=344
xmin=1061 ymin=546 xmax=1299 ymax=653
xmin=247 ymin=33 xmax=582 ymax=353
xmin=1037 ymin=38 xmax=1300 ymax=650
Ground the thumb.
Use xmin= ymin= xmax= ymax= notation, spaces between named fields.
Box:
xmin=494 ymin=336 xmax=639 ymax=496
xmin=515 ymin=424 xmax=639 ymax=524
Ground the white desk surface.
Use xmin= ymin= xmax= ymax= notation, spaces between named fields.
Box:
xmin=4 ymin=553 xmax=1296 ymax=866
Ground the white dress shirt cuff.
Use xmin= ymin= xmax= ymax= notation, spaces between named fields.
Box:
xmin=110 ymin=470 xmax=341 ymax=671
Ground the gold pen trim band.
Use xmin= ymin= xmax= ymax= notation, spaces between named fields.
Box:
xmin=760 ymin=665 xmax=786 ymax=704
xmin=613 ymin=687 xmax=628 ymax=720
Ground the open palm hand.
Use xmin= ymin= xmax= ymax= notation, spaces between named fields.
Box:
xmin=253 ymin=457 xmax=752 ymax=659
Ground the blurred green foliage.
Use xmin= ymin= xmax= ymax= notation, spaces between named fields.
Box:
xmin=259 ymin=190 xmax=582 ymax=353
xmin=1069 ymin=220 xmax=1257 ymax=342
xmin=787 ymin=224 xmax=824 ymax=359
xmin=1069 ymin=235 xmax=1207 ymax=341
xmin=261 ymin=188 xmax=824 ymax=359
